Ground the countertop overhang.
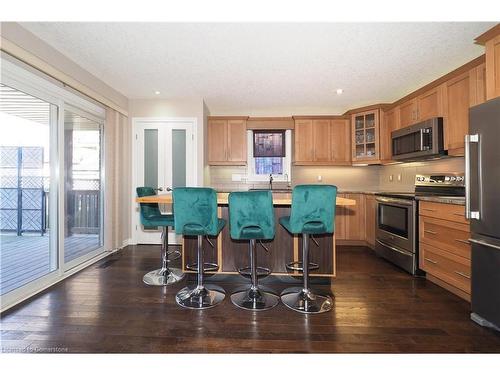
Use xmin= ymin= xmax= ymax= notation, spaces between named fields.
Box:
xmin=136 ymin=192 xmax=356 ymax=206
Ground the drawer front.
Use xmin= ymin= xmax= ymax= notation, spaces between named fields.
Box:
xmin=420 ymin=243 xmax=471 ymax=294
xmin=419 ymin=216 xmax=471 ymax=259
xmin=419 ymin=201 xmax=469 ymax=224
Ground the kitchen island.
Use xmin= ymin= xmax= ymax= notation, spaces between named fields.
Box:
xmin=136 ymin=192 xmax=355 ymax=278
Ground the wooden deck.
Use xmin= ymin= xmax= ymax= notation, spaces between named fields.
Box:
xmin=0 ymin=234 xmax=100 ymax=295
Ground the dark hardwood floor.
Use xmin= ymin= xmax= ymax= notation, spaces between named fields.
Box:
xmin=2 ymin=245 xmax=500 ymax=353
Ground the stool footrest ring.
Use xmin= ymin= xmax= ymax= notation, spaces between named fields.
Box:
xmin=166 ymin=250 xmax=181 ymax=261
xmin=186 ymin=262 xmax=219 ymax=272
xmin=285 ymin=261 xmax=319 ymax=272
xmin=237 ymin=266 xmax=271 ymax=278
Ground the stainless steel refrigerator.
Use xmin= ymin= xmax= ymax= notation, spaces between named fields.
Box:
xmin=467 ymin=96 xmax=500 ymax=331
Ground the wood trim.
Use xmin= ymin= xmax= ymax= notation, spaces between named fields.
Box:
xmin=426 ymin=274 xmax=470 ymax=302
xmin=342 ymin=103 xmax=391 ymax=116
xmin=387 ymin=55 xmax=485 ymax=110
xmin=474 ymin=23 xmax=500 ymax=45
xmin=246 ymin=117 xmax=294 ymax=129
xmin=207 ymin=116 xmax=249 ymax=120
xmin=293 ymin=161 xmax=352 ymax=166
xmin=1 ymin=37 xmax=128 ymax=116
xmin=207 ymin=161 xmax=247 ymax=166
xmin=292 ymin=115 xmax=348 ymax=120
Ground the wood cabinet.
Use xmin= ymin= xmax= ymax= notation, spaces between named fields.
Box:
xmin=364 ymin=194 xmax=376 ymax=248
xmin=351 ymin=110 xmax=380 ymax=163
xmin=485 ymin=34 xmax=500 ymax=100
xmin=294 ymin=118 xmax=350 ymax=165
xmin=443 ymin=72 xmax=470 ymax=156
xmin=208 ymin=117 xmax=247 ymax=165
xmin=330 ymin=119 xmax=351 ymax=165
xmin=344 ymin=193 xmax=366 ymax=240
xmin=335 ymin=193 xmax=366 ymax=242
xmin=399 ymin=87 xmax=444 ymax=128
xmin=419 ymin=201 xmax=471 ymax=301
xmin=469 ymin=63 xmax=487 ymax=107
xmin=399 ymin=99 xmax=417 ymax=128
xmin=380 ymin=106 xmax=399 ymax=162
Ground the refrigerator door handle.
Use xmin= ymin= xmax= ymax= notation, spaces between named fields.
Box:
xmin=465 ymin=134 xmax=480 ymax=220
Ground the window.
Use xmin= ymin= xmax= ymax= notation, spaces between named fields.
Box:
xmin=247 ymin=130 xmax=291 ymax=182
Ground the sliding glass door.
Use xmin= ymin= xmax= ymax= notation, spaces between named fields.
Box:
xmin=0 ymin=84 xmax=58 ymax=296
xmin=1 ymin=56 xmax=106 ymax=309
xmin=63 ymin=108 xmax=103 ymax=266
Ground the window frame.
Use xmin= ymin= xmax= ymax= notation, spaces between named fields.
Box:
xmin=246 ymin=129 xmax=291 ymax=182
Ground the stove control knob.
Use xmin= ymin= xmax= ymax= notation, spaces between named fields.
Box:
xmin=445 ymin=176 xmax=451 ymax=181
xmin=450 ymin=176 xmax=456 ymax=181
xmin=456 ymin=176 xmax=463 ymax=182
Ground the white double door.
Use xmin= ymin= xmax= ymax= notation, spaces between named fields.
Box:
xmin=133 ymin=118 xmax=197 ymax=244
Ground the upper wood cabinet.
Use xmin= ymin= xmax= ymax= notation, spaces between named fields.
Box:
xmin=443 ymin=72 xmax=470 ymax=155
xmin=399 ymin=99 xmax=417 ymax=128
xmin=399 ymin=86 xmax=444 ymax=128
xmin=207 ymin=117 xmax=247 ymax=165
xmin=351 ymin=110 xmax=380 ymax=163
xmin=469 ymin=62 xmax=487 ymax=107
xmin=380 ymin=106 xmax=400 ymax=162
xmin=294 ymin=119 xmax=314 ymax=163
xmin=293 ymin=118 xmax=350 ymax=165
xmin=330 ymin=119 xmax=351 ymax=165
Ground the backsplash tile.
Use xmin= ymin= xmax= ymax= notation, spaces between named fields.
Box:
xmin=208 ymin=157 xmax=464 ymax=192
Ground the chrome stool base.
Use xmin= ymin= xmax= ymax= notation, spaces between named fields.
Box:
xmin=280 ymin=286 xmax=333 ymax=314
xmin=143 ymin=267 xmax=185 ymax=286
xmin=285 ymin=261 xmax=319 ymax=272
xmin=231 ymin=287 xmax=279 ymax=311
xmin=176 ymin=285 xmax=226 ymax=310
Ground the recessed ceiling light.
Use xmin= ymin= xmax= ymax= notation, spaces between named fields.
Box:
xmin=336 ymin=88 xmax=343 ymax=95
xmin=154 ymin=90 xmax=161 ymax=95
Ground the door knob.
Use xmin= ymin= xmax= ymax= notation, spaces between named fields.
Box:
xmin=155 ymin=187 xmax=163 ymax=192
xmin=166 ymin=187 xmax=172 ymax=192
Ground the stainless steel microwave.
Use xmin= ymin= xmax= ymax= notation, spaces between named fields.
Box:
xmin=391 ymin=117 xmax=446 ymax=161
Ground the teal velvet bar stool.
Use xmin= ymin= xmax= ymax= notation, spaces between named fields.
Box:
xmin=279 ymin=184 xmax=337 ymax=314
xmin=173 ymin=187 xmax=226 ymax=309
xmin=136 ymin=187 xmax=184 ymax=286
xmin=228 ymin=191 xmax=280 ymax=311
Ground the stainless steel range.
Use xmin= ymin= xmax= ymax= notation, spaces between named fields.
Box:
xmin=375 ymin=173 xmax=465 ymax=275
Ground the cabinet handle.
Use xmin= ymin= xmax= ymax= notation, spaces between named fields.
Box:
xmin=425 ymin=257 xmax=438 ymax=264
xmin=455 ymin=239 xmax=470 ymax=245
xmin=422 ymin=208 xmax=436 ymax=212
xmin=454 ymin=270 xmax=470 ymax=279
xmin=452 ymin=213 xmax=465 ymax=217
xmin=424 ymin=229 xmax=437 ymax=235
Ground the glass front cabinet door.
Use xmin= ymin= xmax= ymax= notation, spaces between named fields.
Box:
xmin=351 ymin=109 xmax=380 ymax=163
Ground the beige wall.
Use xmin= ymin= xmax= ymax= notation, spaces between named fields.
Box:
xmin=0 ymin=22 xmax=128 ymax=112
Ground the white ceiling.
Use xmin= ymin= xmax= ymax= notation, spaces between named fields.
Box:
xmin=20 ymin=22 xmax=495 ymax=115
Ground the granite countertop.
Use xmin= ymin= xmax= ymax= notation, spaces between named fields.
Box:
xmin=416 ymin=196 xmax=466 ymax=206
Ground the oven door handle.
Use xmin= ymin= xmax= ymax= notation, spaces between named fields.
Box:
xmin=376 ymin=239 xmax=413 ymax=256
xmin=375 ymin=197 xmax=414 ymax=206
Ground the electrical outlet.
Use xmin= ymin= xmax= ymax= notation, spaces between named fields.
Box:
xmin=389 ymin=174 xmax=393 ymax=182
xmin=397 ymin=173 xmax=402 ymax=182
xmin=317 ymin=175 xmax=322 ymax=182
